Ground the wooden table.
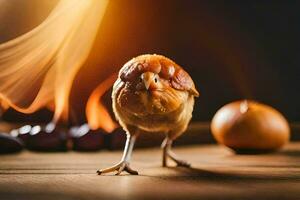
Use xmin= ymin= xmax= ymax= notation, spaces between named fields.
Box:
xmin=1 ymin=142 xmax=300 ymax=200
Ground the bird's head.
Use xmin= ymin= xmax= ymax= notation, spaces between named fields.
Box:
xmin=137 ymin=71 xmax=162 ymax=91
xmin=118 ymin=54 xmax=199 ymax=115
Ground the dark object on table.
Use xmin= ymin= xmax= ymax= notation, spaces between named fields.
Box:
xmin=11 ymin=123 xmax=67 ymax=152
xmin=70 ymin=124 xmax=104 ymax=151
xmin=11 ymin=125 xmax=31 ymax=143
xmin=104 ymin=127 xmax=126 ymax=150
xmin=0 ymin=132 xmax=23 ymax=154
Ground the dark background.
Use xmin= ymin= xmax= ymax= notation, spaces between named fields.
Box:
xmin=1 ymin=0 xmax=300 ymax=124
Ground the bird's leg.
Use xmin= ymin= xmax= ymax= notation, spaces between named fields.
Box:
xmin=161 ymin=137 xmax=169 ymax=167
xmin=97 ymin=134 xmax=138 ymax=175
xmin=161 ymin=137 xmax=191 ymax=168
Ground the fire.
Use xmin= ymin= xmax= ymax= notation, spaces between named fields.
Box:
xmin=86 ymin=74 xmax=118 ymax=132
xmin=0 ymin=0 xmax=117 ymax=131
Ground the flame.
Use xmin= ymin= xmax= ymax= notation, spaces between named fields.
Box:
xmin=0 ymin=99 xmax=9 ymax=115
xmin=86 ymin=74 xmax=118 ymax=133
xmin=0 ymin=0 xmax=109 ymax=122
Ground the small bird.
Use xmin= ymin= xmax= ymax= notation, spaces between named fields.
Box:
xmin=97 ymin=54 xmax=199 ymax=175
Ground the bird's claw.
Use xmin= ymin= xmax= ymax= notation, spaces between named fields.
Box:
xmin=97 ymin=161 xmax=138 ymax=175
xmin=166 ymin=151 xmax=191 ymax=168
xmin=175 ymin=160 xmax=191 ymax=168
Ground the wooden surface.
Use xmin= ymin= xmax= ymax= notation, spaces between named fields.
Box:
xmin=1 ymin=143 xmax=300 ymax=200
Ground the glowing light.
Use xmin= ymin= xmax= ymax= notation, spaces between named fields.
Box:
xmin=0 ymin=0 xmax=109 ymax=124
xmin=86 ymin=74 xmax=118 ymax=132
xmin=19 ymin=125 xmax=31 ymax=134
xmin=30 ymin=125 xmax=41 ymax=135
xmin=240 ymin=100 xmax=249 ymax=114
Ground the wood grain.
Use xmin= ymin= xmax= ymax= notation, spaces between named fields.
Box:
xmin=1 ymin=142 xmax=300 ymax=199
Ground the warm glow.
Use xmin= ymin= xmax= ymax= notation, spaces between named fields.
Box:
xmin=0 ymin=0 xmax=109 ymax=123
xmin=86 ymin=74 xmax=118 ymax=132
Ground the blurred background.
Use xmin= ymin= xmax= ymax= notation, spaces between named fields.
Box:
xmin=1 ymin=0 xmax=299 ymax=124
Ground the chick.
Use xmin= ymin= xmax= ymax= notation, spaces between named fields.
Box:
xmin=97 ymin=54 xmax=199 ymax=175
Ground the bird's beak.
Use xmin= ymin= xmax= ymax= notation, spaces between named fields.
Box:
xmin=141 ymin=72 xmax=154 ymax=90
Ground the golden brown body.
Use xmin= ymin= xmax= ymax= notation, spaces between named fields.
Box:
xmin=112 ymin=78 xmax=195 ymax=138
xmin=98 ymin=54 xmax=199 ymax=175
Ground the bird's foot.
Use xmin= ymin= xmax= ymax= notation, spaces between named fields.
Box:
xmin=173 ymin=159 xmax=191 ymax=168
xmin=167 ymin=151 xmax=191 ymax=168
xmin=97 ymin=161 xmax=138 ymax=175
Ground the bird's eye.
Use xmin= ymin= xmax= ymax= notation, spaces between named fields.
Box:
xmin=154 ymin=76 xmax=158 ymax=83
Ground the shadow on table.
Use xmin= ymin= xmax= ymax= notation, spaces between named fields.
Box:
xmin=142 ymin=166 xmax=300 ymax=182
xmin=276 ymin=149 xmax=300 ymax=157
